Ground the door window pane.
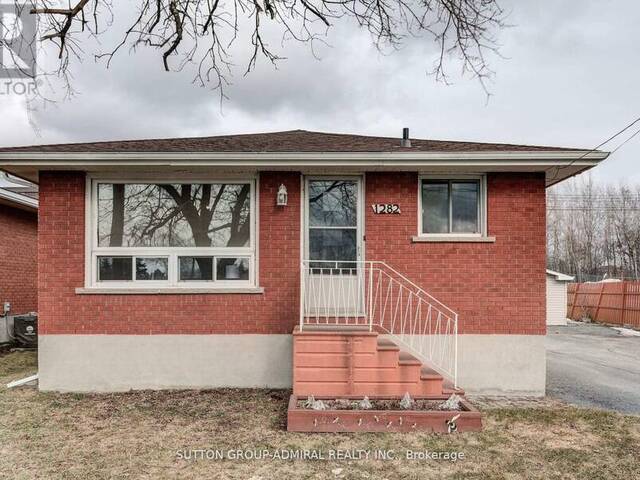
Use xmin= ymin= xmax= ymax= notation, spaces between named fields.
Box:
xmin=309 ymin=229 xmax=357 ymax=262
xmin=451 ymin=182 xmax=479 ymax=233
xmin=308 ymin=181 xmax=357 ymax=227
xmin=216 ymin=257 xmax=250 ymax=281
xmin=135 ymin=257 xmax=168 ymax=281
xmin=179 ymin=256 xmax=214 ymax=281
xmin=98 ymin=256 xmax=132 ymax=281
xmin=422 ymin=182 xmax=449 ymax=233
xmin=308 ymin=179 xmax=359 ymax=271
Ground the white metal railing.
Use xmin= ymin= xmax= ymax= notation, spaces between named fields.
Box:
xmin=300 ymin=260 xmax=458 ymax=387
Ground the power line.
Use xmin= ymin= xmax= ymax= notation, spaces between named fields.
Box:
xmin=585 ymin=115 xmax=640 ymax=151
xmin=547 ymin=115 xmax=640 ymax=182
xmin=611 ymin=126 xmax=640 ymax=154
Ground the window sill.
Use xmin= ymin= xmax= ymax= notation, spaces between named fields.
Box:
xmin=411 ymin=235 xmax=496 ymax=243
xmin=75 ymin=286 xmax=265 ymax=295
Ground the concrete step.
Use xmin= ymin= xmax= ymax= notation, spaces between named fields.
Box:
xmin=399 ymin=351 xmax=422 ymax=366
xmin=295 ymin=382 xmax=433 ymax=398
xmin=419 ymin=365 xmax=445 ymax=395
xmin=442 ymin=379 xmax=465 ymax=396
xmin=420 ymin=365 xmax=442 ymax=380
xmin=351 ymin=382 xmax=430 ymax=397
xmin=293 ymin=327 xmax=450 ymax=398
xmin=354 ymin=365 xmax=422 ymax=383
xmin=294 ymin=350 xmax=399 ymax=368
xmin=376 ymin=338 xmax=400 ymax=351
xmin=296 ymin=364 xmax=422 ymax=383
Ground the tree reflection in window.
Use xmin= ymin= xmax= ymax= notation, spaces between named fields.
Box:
xmin=308 ymin=181 xmax=357 ymax=227
xmin=97 ymin=183 xmax=251 ymax=248
xmin=308 ymin=180 xmax=358 ymax=270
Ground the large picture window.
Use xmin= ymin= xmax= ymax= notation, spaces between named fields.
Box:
xmin=420 ymin=177 xmax=485 ymax=236
xmin=89 ymin=180 xmax=256 ymax=288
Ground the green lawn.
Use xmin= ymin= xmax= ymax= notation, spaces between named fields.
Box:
xmin=0 ymin=351 xmax=638 ymax=479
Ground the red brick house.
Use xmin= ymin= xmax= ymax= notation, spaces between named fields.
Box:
xmin=0 ymin=174 xmax=38 ymax=322
xmin=0 ymin=130 xmax=608 ymax=395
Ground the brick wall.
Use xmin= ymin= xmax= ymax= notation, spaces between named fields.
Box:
xmin=0 ymin=203 xmax=37 ymax=314
xmin=38 ymin=170 xmax=545 ymax=336
xmin=38 ymin=171 xmax=301 ymax=334
xmin=365 ymin=172 xmax=546 ymax=335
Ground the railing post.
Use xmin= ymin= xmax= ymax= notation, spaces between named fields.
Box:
xmin=454 ymin=313 xmax=458 ymax=389
xmin=299 ymin=261 xmax=305 ymax=331
xmin=300 ymin=260 xmax=460 ymax=386
xmin=368 ymin=263 xmax=374 ymax=331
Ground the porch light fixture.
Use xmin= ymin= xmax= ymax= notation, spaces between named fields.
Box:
xmin=276 ymin=184 xmax=288 ymax=206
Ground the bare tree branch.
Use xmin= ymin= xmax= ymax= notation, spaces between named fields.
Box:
xmin=24 ymin=0 xmax=506 ymax=98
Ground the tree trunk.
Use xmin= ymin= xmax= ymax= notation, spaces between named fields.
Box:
xmin=109 ymin=184 xmax=125 ymax=247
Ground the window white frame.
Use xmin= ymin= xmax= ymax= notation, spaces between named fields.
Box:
xmin=417 ymin=174 xmax=487 ymax=238
xmin=86 ymin=176 xmax=257 ymax=289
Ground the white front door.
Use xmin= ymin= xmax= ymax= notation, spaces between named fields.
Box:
xmin=304 ymin=177 xmax=365 ymax=319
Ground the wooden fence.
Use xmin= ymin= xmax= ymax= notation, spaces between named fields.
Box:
xmin=567 ymin=281 xmax=640 ymax=328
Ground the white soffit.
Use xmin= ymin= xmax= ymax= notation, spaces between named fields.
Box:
xmin=0 ymin=150 xmax=609 ymax=186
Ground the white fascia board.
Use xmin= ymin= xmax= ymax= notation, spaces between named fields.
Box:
xmin=0 ymin=188 xmax=38 ymax=210
xmin=0 ymin=150 xmax=609 ymax=187
xmin=0 ymin=150 xmax=609 ymax=165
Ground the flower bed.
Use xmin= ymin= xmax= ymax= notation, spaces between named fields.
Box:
xmin=287 ymin=395 xmax=482 ymax=433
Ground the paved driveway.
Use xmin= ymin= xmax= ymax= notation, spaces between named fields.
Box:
xmin=546 ymin=321 xmax=640 ymax=414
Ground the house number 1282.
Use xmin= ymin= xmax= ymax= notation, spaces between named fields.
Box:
xmin=371 ymin=203 xmax=401 ymax=214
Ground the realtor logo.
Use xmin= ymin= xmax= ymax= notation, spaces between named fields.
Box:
xmin=0 ymin=2 xmax=37 ymax=79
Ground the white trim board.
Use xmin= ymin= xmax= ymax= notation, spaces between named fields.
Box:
xmin=0 ymin=150 xmax=609 ymax=186
xmin=0 ymin=187 xmax=38 ymax=211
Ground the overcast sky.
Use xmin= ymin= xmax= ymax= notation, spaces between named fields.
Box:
xmin=1 ymin=1 xmax=638 ymax=184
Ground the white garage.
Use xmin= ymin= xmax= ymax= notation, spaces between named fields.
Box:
xmin=546 ymin=269 xmax=575 ymax=326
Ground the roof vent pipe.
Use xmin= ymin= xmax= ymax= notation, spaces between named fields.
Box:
xmin=401 ymin=127 xmax=411 ymax=148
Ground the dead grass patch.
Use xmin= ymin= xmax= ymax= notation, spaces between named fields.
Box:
xmin=1 ymin=351 xmax=639 ymax=480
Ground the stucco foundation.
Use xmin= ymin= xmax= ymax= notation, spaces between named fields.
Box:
xmin=39 ymin=334 xmax=545 ymax=395
xmin=377 ymin=334 xmax=546 ymax=396
xmin=38 ymin=334 xmax=293 ymax=392
xmin=456 ymin=334 xmax=545 ymax=396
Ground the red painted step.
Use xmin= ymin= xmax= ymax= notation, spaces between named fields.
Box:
xmin=293 ymin=326 xmax=451 ymax=398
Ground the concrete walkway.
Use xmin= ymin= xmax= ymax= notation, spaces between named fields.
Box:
xmin=546 ymin=321 xmax=640 ymax=414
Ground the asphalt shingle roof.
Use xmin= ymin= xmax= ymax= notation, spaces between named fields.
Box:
xmin=0 ymin=130 xmax=585 ymax=154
